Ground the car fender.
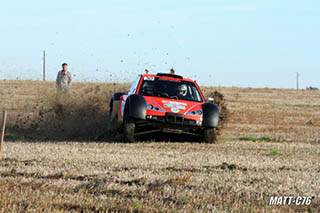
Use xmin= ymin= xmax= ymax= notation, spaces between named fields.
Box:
xmin=119 ymin=95 xmax=128 ymax=119
xmin=110 ymin=92 xmax=126 ymax=123
xmin=202 ymin=103 xmax=220 ymax=128
xmin=124 ymin=94 xmax=147 ymax=120
xmin=112 ymin=92 xmax=126 ymax=101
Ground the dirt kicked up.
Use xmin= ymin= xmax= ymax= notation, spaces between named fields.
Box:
xmin=4 ymin=81 xmax=229 ymax=142
xmin=1 ymin=80 xmax=228 ymax=141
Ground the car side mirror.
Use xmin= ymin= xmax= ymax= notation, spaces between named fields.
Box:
xmin=208 ymin=97 xmax=214 ymax=103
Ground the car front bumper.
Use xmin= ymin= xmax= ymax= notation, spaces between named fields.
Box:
xmin=134 ymin=113 xmax=203 ymax=137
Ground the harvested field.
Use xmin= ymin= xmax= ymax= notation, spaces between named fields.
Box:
xmin=0 ymin=80 xmax=319 ymax=212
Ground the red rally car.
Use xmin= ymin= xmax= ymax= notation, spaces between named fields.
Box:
xmin=109 ymin=73 xmax=220 ymax=143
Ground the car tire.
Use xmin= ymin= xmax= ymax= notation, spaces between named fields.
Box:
xmin=109 ymin=99 xmax=121 ymax=131
xmin=123 ymin=115 xmax=135 ymax=142
xmin=203 ymin=128 xmax=216 ymax=143
xmin=108 ymin=100 xmax=116 ymax=130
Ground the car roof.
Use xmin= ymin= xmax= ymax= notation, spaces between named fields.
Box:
xmin=141 ymin=73 xmax=194 ymax=82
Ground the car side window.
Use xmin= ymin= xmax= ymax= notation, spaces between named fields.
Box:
xmin=128 ymin=75 xmax=141 ymax=95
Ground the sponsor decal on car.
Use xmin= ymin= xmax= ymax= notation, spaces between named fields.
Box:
xmin=162 ymin=101 xmax=187 ymax=113
xmin=171 ymin=107 xmax=180 ymax=113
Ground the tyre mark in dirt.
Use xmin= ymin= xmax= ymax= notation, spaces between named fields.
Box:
xmin=0 ymin=158 xmax=39 ymax=166
xmin=112 ymin=163 xmax=309 ymax=173
xmin=0 ymin=170 xmax=147 ymax=188
xmin=33 ymin=202 xmax=108 ymax=213
xmin=50 ymin=202 xmax=139 ymax=213
xmin=0 ymin=163 xmax=313 ymax=184
xmin=75 ymin=182 xmax=146 ymax=199
xmin=1 ymin=179 xmax=60 ymax=193
xmin=0 ymin=170 xmax=100 ymax=181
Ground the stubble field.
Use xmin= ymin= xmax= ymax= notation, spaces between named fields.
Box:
xmin=0 ymin=80 xmax=319 ymax=212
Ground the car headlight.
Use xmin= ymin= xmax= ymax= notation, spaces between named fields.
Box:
xmin=186 ymin=109 xmax=203 ymax=116
xmin=147 ymin=104 xmax=166 ymax=112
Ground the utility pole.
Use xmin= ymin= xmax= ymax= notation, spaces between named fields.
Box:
xmin=0 ymin=111 xmax=8 ymax=158
xmin=43 ymin=50 xmax=46 ymax=81
xmin=296 ymin=72 xmax=299 ymax=90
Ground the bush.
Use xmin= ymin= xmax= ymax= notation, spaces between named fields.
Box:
xmin=306 ymin=86 xmax=319 ymax=90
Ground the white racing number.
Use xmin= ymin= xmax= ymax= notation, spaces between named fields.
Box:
xmin=144 ymin=76 xmax=155 ymax=81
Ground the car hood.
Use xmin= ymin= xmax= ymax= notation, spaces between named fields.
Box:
xmin=144 ymin=96 xmax=202 ymax=114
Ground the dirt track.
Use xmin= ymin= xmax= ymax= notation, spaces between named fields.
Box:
xmin=0 ymin=80 xmax=320 ymax=212
xmin=1 ymin=141 xmax=319 ymax=212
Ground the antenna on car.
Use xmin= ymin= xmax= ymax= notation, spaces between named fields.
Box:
xmin=145 ymin=69 xmax=149 ymax=74
xmin=170 ymin=68 xmax=175 ymax=74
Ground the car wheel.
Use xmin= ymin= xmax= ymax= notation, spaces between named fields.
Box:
xmin=109 ymin=99 xmax=121 ymax=131
xmin=123 ymin=115 xmax=135 ymax=142
xmin=108 ymin=100 xmax=116 ymax=130
xmin=203 ymin=128 xmax=216 ymax=143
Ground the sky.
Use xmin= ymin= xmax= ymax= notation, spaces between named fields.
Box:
xmin=0 ymin=0 xmax=319 ymax=88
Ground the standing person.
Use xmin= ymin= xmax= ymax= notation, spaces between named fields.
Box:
xmin=170 ymin=68 xmax=175 ymax=74
xmin=56 ymin=63 xmax=72 ymax=101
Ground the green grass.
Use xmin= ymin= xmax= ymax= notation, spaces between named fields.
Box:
xmin=132 ymin=201 xmax=143 ymax=210
xmin=268 ymin=149 xmax=283 ymax=156
xmin=238 ymin=136 xmax=271 ymax=142
xmin=144 ymin=139 xmax=156 ymax=143
xmin=103 ymin=162 xmax=109 ymax=169
xmin=4 ymin=134 xmax=26 ymax=141
xmin=65 ymin=160 xmax=71 ymax=166
xmin=284 ymin=104 xmax=320 ymax=108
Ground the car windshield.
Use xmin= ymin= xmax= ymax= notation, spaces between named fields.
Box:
xmin=138 ymin=78 xmax=203 ymax=102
